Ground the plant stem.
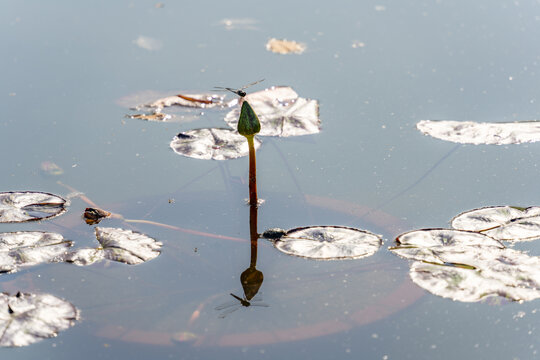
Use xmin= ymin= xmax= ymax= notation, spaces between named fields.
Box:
xmin=246 ymin=135 xmax=258 ymax=206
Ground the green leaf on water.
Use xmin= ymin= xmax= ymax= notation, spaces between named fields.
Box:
xmin=0 ymin=192 xmax=67 ymax=223
xmin=0 ymin=292 xmax=79 ymax=347
xmin=272 ymin=226 xmax=382 ymax=260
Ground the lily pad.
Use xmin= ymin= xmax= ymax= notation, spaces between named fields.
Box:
xmin=170 ymin=128 xmax=262 ymax=160
xmin=272 ymin=226 xmax=382 ymax=260
xmin=0 ymin=292 xmax=79 ymax=347
xmin=0 ymin=192 xmax=67 ymax=223
xmin=417 ymin=120 xmax=540 ymax=145
xmin=391 ymin=229 xmax=540 ymax=302
xmin=224 ymin=87 xmax=320 ymax=137
xmin=451 ymin=206 xmax=540 ymax=242
xmin=0 ymin=231 xmax=72 ymax=273
xmin=408 ymin=248 xmax=540 ymax=302
xmin=391 ymin=229 xmax=504 ymax=265
xmin=65 ymin=227 xmax=162 ymax=266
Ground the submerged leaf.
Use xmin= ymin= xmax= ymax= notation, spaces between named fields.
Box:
xmin=391 ymin=229 xmax=540 ymax=302
xmin=65 ymin=227 xmax=162 ymax=266
xmin=0 ymin=232 xmax=72 ymax=273
xmin=170 ymin=128 xmax=262 ymax=160
xmin=273 ymin=226 xmax=382 ymax=260
xmin=224 ymin=87 xmax=320 ymax=137
xmin=451 ymin=206 xmax=540 ymax=241
xmin=0 ymin=292 xmax=79 ymax=347
xmin=417 ymin=120 xmax=540 ymax=145
xmin=0 ymin=192 xmax=66 ymax=223
xmin=266 ymin=38 xmax=306 ymax=54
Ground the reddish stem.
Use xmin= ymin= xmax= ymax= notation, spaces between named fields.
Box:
xmin=246 ymin=135 xmax=258 ymax=206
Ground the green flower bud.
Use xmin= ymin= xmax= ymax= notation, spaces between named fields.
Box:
xmin=237 ymin=101 xmax=261 ymax=136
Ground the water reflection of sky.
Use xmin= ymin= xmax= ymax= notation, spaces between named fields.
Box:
xmin=2 ymin=1 xmax=540 ymax=359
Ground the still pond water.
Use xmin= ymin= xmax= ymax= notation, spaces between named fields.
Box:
xmin=3 ymin=0 xmax=540 ymax=359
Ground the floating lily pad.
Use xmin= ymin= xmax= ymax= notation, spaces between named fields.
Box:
xmin=272 ymin=226 xmax=382 ymax=260
xmin=0 ymin=231 xmax=72 ymax=273
xmin=65 ymin=227 xmax=162 ymax=266
xmin=451 ymin=206 xmax=540 ymax=242
xmin=224 ymin=87 xmax=320 ymax=137
xmin=391 ymin=229 xmax=540 ymax=302
xmin=266 ymin=38 xmax=306 ymax=54
xmin=408 ymin=248 xmax=540 ymax=302
xmin=0 ymin=192 xmax=67 ymax=223
xmin=391 ymin=229 xmax=504 ymax=265
xmin=170 ymin=128 xmax=262 ymax=160
xmin=417 ymin=120 xmax=540 ymax=145
xmin=0 ymin=292 xmax=79 ymax=347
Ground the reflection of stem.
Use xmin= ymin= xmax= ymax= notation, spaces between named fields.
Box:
xmin=249 ymin=204 xmax=258 ymax=267
xmin=246 ymin=135 xmax=258 ymax=206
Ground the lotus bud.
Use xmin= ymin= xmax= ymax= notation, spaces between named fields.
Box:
xmin=237 ymin=101 xmax=261 ymax=136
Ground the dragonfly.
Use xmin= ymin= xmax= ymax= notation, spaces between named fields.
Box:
xmin=215 ymin=293 xmax=269 ymax=319
xmin=214 ymin=79 xmax=265 ymax=98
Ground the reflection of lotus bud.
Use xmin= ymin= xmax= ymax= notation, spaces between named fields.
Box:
xmin=237 ymin=101 xmax=261 ymax=136
xmin=240 ymin=266 xmax=263 ymax=300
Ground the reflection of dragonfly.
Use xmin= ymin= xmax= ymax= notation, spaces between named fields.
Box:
xmin=215 ymin=293 xmax=269 ymax=318
xmin=214 ymin=79 xmax=265 ymax=98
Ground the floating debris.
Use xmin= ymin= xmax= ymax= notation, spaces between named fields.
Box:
xmin=266 ymin=38 xmax=306 ymax=54
xmin=83 ymin=207 xmax=111 ymax=225
xmin=40 ymin=161 xmax=64 ymax=176
xmin=126 ymin=112 xmax=172 ymax=122
xmin=133 ymin=36 xmax=163 ymax=51
xmin=217 ymin=18 xmax=259 ymax=30
xmin=351 ymin=41 xmax=366 ymax=48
